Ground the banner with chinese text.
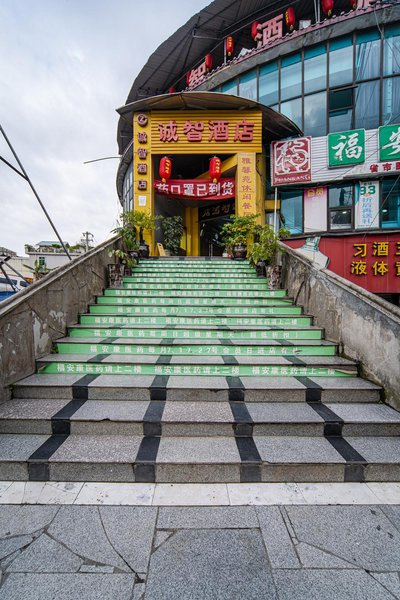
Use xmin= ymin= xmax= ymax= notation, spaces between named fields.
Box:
xmin=355 ymin=181 xmax=379 ymax=229
xmin=271 ymin=137 xmax=312 ymax=185
xmin=154 ymin=178 xmax=235 ymax=200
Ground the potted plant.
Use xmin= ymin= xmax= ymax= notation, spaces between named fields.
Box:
xmin=160 ymin=215 xmax=184 ymax=256
xmin=108 ymin=211 xmax=141 ymax=285
xmin=248 ymin=224 xmax=290 ymax=288
xmin=132 ymin=211 xmax=159 ymax=258
xmin=221 ymin=214 xmax=259 ymax=259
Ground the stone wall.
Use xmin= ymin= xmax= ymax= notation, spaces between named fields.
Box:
xmin=281 ymin=244 xmax=400 ymax=409
xmin=0 ymin=236 xmax=120 ymax=402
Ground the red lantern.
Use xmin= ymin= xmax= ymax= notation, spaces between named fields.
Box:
xmin=159 ymin=156 xmax=172 ymax=183
xmin=251 ymin=21 xmax=260 ymax=40
xmin=349 ymin=0 xmax=357 ymax=9
xmin=168 ymin=86 xmax=176 ymax=94
xmin=321 ymin=0 xmax=334 ymax=16
xmin=205 ymin=53 xmax=213 ymax=71
xmin=285 ymin=7 xmax=296 ymax=31
xmin=225 ymin=36 xmax=234 ymax=57
xmin=186 ymin=71 xmax=191 ymax=86
xmin=209 ymin=156 xmax=222 ymax=184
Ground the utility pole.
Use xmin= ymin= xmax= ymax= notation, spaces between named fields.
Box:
xmin=81 ymin=231 xmax=94 ymax=252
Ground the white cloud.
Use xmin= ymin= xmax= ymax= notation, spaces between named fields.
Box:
xmin=0 ymin=0 xmax=209 ymax=255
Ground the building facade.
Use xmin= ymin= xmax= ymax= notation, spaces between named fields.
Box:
xmin=116 ymin=0 xmax=400 ymax=301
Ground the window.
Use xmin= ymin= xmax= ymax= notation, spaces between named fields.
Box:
xmin=329 ymin=184 xmax=353 ymax=230
xmin=280 ymin=54 xmax=302 ymax=100
xmin=355 ymin=80 xmax=380 ymax=130
xmin=280 ymin=191 xmax=303 ymax=234
xmin=303 ymin=91 xmax=326 ymax=137
xmin=381 ymin=178 xmax=400 ymax=228
xmin=38 ymin=256 xmax=46 ymax=267
xmin=259 ymin=62 xmax=278 ymax=106
xmin=304 ymin=45 xmax=327 ymax=93
xmin=356 ymin=30 xmax=381 ymax=81
xmin=280 ymin=97 xmax=302 ymax=129
xmin=382 ymin=76 xmax=400 ymax=124
xmin=329 ymin=37 xmax=353 ymax=88
xmin=239 ymin=70 xmax=257 ymax=100
xmin=329 ymin=87 xmax=353 ymax=132
xmin=123 ymin=163 xmax=133 ymax=212
xmin=384 ymin=24 xmax=400 ymax=76
xmin=221 ymin=79 xmax=238 ymax=95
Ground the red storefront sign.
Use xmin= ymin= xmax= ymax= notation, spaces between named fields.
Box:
xmin=271 ymin=137 xmax=312 ymax=185
xmin=154 ymin=178 xmax=235 ymax=200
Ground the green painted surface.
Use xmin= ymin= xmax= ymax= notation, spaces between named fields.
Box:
xmin=68 ymin=327 xmax=322 ymax=340
xmin=57 ymin=342 xmax=336 ymax=356
xmin=80 ymin=315 xmax=312 ymax=326
xmin=107 ymin=286 xmax=287 ymax=294
xmin=89 ymin=304 xmax=303 ymax=315
xmin=124 ymin=276 xmax=260 ymax=282
xmin=39 ymin=362 xmax=353 ymax=377
xmin=96 ymin=295 xmax=293 ymax=304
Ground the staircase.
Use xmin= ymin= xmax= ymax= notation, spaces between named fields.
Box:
xmin=1 ymin=258 xmax=400 ymax=484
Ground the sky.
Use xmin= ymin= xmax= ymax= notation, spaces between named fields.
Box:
xmin=0 ymin=0 xmax=209 ymax=255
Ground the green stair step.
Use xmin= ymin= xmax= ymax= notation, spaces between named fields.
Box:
xmin=68 ymin=326 xmax=323 ymax=340
xmin=107 ymin=286 xmax=287 ymax=294
xmin=124 ymin=276 xmax=260 ymax=282
xmin=89 ymin=304 xmax=303 ymax=315
xmin=38 ymin=361 xmax=353 ymax=378
xmin=96 ymin=296 xmax=294 ymax=306
xmin=80 ymin=315 xmax=312 ymax=326
xmin=101 ymin=290 xmax=284 ymax=298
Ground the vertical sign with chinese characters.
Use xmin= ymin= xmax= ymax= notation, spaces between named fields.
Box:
xmin=133 ymin=112 xmax=153 ymax=211
xmin=271 ymin=137 xmax=312 ymax=185
xmin=304 ymin=187 xmax=327 ymax=233
xmin=355 ymin=181 xmax=379 ymax=229
xmin=328 ymin=129 xmax=365 ymax=167
xmin=237 ymin=153 xmax=257 ymax=217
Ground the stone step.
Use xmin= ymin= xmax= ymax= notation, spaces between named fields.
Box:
xmin=79 ymin=314 xmax=314 ymax=327
xmin=117 ymin=283 xmax=279 ymax=291
xmin=1 ymin=433 xmax=398 ymax=482
xmin=67 ymin=325 xmax=324 ymax=340
xmin=95 ymin=296 xmax=295 ymax=306
xmin=99 ymin=290 xmax=288 ymax=299
xmin=123 ymin=275 xmax=261 ymax=281
xmin=1 ymin=400 xmax=398 ymax=437
xmin=133 ymin=265 xmax=255 ymax=272
xmin=88 ymin=304 xmax=304 ymax=316
xmin=12 ymin=374 xmax=381 ymax=403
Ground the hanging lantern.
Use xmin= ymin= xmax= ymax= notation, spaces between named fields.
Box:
xmin=209 ymin=156 xmax=222 ymax=184
xmin=186 ymin=71 xmax=191 ymax=86
xmin=159 ymin=156 xmax=172 ymax=183
xmin=285 ymin=7 xmax=296 ymax=31
xmin=225 ymin=36 xmax=234 ymax=57
xmin=349 ymin=0 xmax=357 ymax=9
xmin=251 ymin=21 xmax=260 ymax=40
xmin=321 ymin=0 xmax=334 ymax=16
xmin=205 ymin=53 xmax=213 ymax=71
xmin=168 ymin=86 xmax=176 ymax=94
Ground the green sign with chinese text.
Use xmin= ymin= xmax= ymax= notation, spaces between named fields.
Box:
xmin=328 ymin=129 xmax=365 ymax=167
xmin=379 ymin=124 xmax=400 ymax=161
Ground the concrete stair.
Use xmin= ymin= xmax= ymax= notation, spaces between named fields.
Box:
xmin=1 ymin=258 xmax=399 ymax=484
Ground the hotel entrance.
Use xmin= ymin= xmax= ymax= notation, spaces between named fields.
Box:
xmin=199 ymin=199 xmax=235 ymax=256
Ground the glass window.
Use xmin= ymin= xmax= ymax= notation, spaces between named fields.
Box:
xmin=382 ymin=76 xmax=400 ymax=124
xmin=329 ymin=87 xmax=353 ymax=132
xmin=280 ymin=191 xmax=303 ymax=234
xmin=329 ymin=37 xmax=353 ymax=88
xmin=280 ymin=97 xmax=302 ymax=129
xmin=381 ymin=178 xmax=400 ymax=228
xmin=329 ymin=184 xmax=353 ymax=230
xmin=281 ymin=53 xmax=302 ymax=100
xmin=303 ymin=91 xmax=326 ymax=137
xmin=259 ymin=62 xmax=278 ymax=105
xmin=356 ymin=30 xmax=381 ymax=81
xmin=354 ymin=80 xmax=380 ymax=130
xmin=304 ymin=45 xmax=327 ymax=93
xmin=221 ymin=79 xmax=238 ymax=95
xmin=384 ymin=24 xmax=400 ymax=76
xmin=239 ymin=69 xmax=257 ymax=100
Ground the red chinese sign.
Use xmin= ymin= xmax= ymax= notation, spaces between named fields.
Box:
xmin=369 ymin=161 xmax=400 ymax=175
xmin=154 ymin=178 xmax=235 ymax=200
xmin=271 ymin=137 xmax=312 ymax=185
xmin=254 ymin=15 xmax=284 ymax=47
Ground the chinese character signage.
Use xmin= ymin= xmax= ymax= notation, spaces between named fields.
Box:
xmin=328 ymin=129 xmax=365 ymax=167
xmin=355 ymin=181 xmax=379 ymax=229
xmin=379 ymin=124 xmax=400 ymax=161
xmin=254 ymin=15 xmax=284 ymax=47
xmin=237 ymin=153 xmax=257 ymax=216
xmin=151 ymin=110 xmax=262 ymax=154
xmin=351 ymin=240 xmax=400 ymax=279
xmin=154 ymin=178 xmax=235 ymax=201
xmin=304 ymin=187 xmax=327 ymax=232
xmin=199 ymin=199 xmax=235 ymax=221
xmin=271 ymin=137 xmax=311 ymax=185
xmin=133 ymin=112 xmax=152 ymax=210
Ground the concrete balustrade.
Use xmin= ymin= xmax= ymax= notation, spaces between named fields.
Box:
xmin=0 ymin=236 xmax=120 ymax=402
xmin=281 ymin=243 xmax=400 ymax=409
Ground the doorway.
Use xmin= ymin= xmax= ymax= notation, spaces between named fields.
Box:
xmin=198 ymin=199 xmax=235 ymax=256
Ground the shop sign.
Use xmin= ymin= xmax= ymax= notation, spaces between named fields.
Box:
xmin=355 ymin=181 xmax=379 ymax=229
xmin=254 ymin=15 xmax=284 ymax=47
xmin=199 ymin=199 xmax=235 ymax=221
xmin=154 ymin=178 xmax=235 ymax=200
xmin=328 ymin=129 xmax=365 ymax=167
xmin=271 ymin=137 xmax=311 ymax=185
xmin=237 ymin=153 xmax=257 ymax=215
xmin=379 ymin=124 xmax=400 ymax=161
xmin=304 ymin=187 xmax=327 ymax=232
xmin=351 ymin=240 xmax=400 ymax=278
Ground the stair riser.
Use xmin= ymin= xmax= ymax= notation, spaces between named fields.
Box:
xmin=80 ymin=316 xmax=313 ymax=327
xmin=123 ymin=277 xmax=261 ymax=282
xmin=96 ymin=297 xmax=294 ymax=305
xmin=100 ymin=291 xmax=287 ymax=299
xmin=114 ymin=284 xmax=280 ymax=291
xmin=68 ymin=328 xmax=323 ymax=340
xmin=89 ymin=305 xmax=303 ymax=315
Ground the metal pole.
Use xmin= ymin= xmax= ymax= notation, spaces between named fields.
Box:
xmin=0 ymin=256 xmax=30 ymax=284
xmin=273 ymin=187 xmax=278 ymax=233
xmin=0 ymin=125 xmax=72 ymax=260
xmin=0 ymin=264 xmax=18 ymax=291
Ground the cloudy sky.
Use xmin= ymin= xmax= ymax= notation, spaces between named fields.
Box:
xmin=0 ymin=0 xmax=209 ymax=255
